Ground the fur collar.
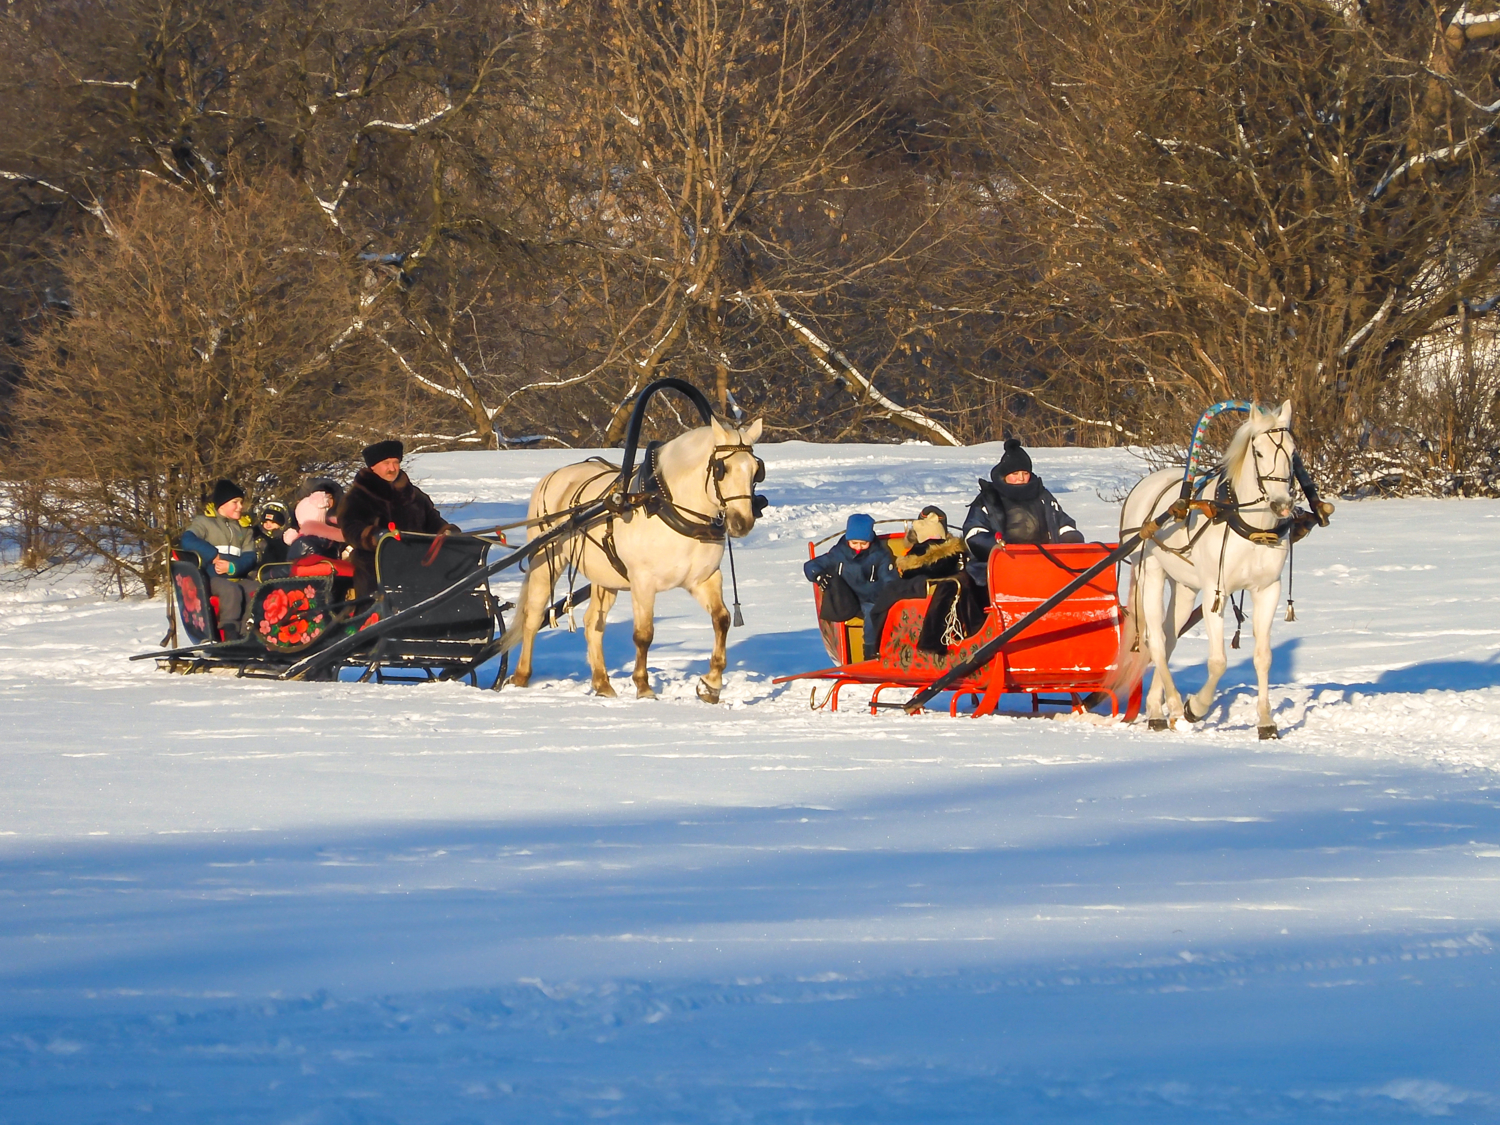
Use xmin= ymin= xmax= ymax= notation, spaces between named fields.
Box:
xmin=352 ymin=467 xmax=412 ymax=500
xmin=896 ymin=535 xmax=965 ymax=574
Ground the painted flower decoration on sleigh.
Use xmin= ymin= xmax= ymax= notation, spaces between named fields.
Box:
xmin=262 ymin=588 xmax=290 ymax=625
xmin=275 ymin=617 xmax=312 ymax=645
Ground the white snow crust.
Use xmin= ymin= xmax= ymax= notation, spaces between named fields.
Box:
xmin=2 ymin=442 xmax=1498 ymax=1123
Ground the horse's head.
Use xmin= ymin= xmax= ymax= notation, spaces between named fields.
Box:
xmin=709 ymin=416 xmax=765 ymax=537
xmin=1228 ymin=399 xmax=1296 ymax=521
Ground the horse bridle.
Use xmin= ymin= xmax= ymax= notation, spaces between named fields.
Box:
xmin=1241 ymin=426 xmax=1295 ymax=508
xmin=707 ymin=442 xmax=765 ymax=508
xmin=1217 ymin=425 xmax=1297 ymax=547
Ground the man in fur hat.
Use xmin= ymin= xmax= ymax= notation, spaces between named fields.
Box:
xmin=338 ymin=440 xmax=461 ymax=599
xmin=180 ymin=479 xmax=263 ymax=640
xmin=962 ymin=439 xmax=1084 ymax=588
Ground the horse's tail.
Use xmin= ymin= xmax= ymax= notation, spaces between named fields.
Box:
xmin=1102 ymin=560 xmax=1150 ymax=700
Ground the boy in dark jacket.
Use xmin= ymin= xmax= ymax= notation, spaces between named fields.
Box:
xmin=804 ymin=513 xmax=895 ymax=661
xmin=338 ymin=440 xmax=461 ymax=599
xmin=962 ymin=439 xmax=1084 ymax=587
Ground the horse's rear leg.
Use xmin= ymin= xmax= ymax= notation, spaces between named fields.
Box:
xmin=508 ymin=561 xmax=557 ymax=688
xmin=585 ymin=586 xmax=619 ymax=697
xmin=629 ymin=585 xmax=657 ymax=699
xmin=687 ymin=572 xmax=731 ymax=704
xmin=1251 ymin=580 xmax=1282 ymax=739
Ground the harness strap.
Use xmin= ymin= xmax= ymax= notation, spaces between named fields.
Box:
xmin=1214 ymin=477 xmax=1293 ymax=546
xmin=652 ymin=454 xmax=727 ymax=542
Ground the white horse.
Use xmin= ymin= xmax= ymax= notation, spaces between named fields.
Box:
xmin=1116 ymin=401 xmax=1298 ymax=738
xmin=499 ymin=416 xmax=763 ymax=702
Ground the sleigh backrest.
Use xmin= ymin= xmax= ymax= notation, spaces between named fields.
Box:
xmin=374 ymin=531 xmax=494 ymax=650
xmin=986 ymin=542 xmax=1122 ymax=684
xmin=170 ymin=558 xmax=218 ymax=644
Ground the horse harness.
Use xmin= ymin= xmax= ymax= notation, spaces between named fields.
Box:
xmin=540 ymin=441 xmax=764 ymax=584
xmin=1136 ymin=425 xmax=1303 ymax=558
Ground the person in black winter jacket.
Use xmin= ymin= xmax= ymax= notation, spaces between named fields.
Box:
xmin=962 ymin=439 xmax=1084 ymax=588
xmin=253 ymin=502 xmax=292 ymax=567
xmin=804 ymin=512 xmax=895 ymax=661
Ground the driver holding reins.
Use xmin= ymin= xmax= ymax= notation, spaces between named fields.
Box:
xmin=962 ymin=438 xmax=1084 ymax=589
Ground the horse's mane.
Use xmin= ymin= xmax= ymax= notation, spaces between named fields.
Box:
xmin=1221 ymin=404 xmax=1280 ymax=480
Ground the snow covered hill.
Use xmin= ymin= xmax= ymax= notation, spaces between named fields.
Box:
xmin=1 ymin=443 xmax=1497 ymax=1123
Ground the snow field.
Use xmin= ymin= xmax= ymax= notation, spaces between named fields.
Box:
xmin=0 ymin=442 xmax=1497 ymax=1122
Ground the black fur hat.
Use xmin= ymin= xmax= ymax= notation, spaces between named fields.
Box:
xmin=209 ymin=479 xmax=245 ymax=508
xmin=993 ymin=438 xmax=1032 ymax=482
xmin=362 ymin=439 xmax=404 ymax=467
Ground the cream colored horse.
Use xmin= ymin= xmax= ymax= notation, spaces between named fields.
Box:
xmin=499 ymin=417 xmax=763 ymax=702
xmin=1117 ymin=401 xmax=1298 ymax=738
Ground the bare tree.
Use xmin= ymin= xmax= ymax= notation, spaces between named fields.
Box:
xmin=6 ymin=178 xmax=400 ymax=593
xmin=919 ymin=0 xmax=1500 ymax=485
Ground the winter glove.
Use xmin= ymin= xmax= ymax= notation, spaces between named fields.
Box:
xmin=965 ymin=529 xmax=997 ymax=559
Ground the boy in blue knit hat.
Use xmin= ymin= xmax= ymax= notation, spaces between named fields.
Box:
xmin=804 ymin=513 xmax=895 ymax=661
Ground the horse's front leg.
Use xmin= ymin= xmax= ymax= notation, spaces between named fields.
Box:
xmin=629 ymin=583 xmax=657 ymax=699
xmin=1185 ymin=595 xmax=1227 ymax=723
xmin=687 ymin=571 xmax=731 ymax=704
xmin=1140 ymin=560 xmax=1184 ymax=728
xmin=1251 ymin=579 xmax=1282 ymax=739
xmin=585 ymin=586 xmax=619 ymax=697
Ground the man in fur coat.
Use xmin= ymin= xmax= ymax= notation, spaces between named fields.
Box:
xmin=962 ymin=439 xmax=1084 ymax=588
xmin=339 ymin=440 xmax=461 ymax=599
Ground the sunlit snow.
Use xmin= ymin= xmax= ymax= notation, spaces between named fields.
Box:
xmin=2 ymin=442 xmax=1497 ymax=1122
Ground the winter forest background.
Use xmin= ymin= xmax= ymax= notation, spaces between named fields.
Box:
xmin=2 ymin=0 xmax=1500 ymax=592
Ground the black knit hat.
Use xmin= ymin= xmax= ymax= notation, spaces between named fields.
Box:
xmin=362 ymin=439 xmax=404 ymax=467
xmin=993 ymin=438 xmax=1032 ymax=481
xmin=209 ymin=479 xmax=245 ymax=508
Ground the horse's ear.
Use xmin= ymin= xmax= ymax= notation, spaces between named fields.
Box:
xmin=1277 ymin=399 xmax=1293 ymax=426
xmin=711 ymin=416 xmax=730 ymax=444
xmin=741 ymin=417 xmax=764 ymax=444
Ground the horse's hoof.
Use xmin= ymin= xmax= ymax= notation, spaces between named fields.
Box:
xmin=1148 ymin=718 xmax=1169 ymax=731
xmin=508 ymin=673 xmax=530 ymax=688
xmin=1258 ymin=724 xmax=1279 ymax=741
xmin=593 ymin=681 xmax=618 ymax=698
xmin=1184 ymin=699 xmax=1206 ymax=723
xmin=636 ymin=685 xmax=657 ymax=700
xmin=696 ymin=681 xmax=721 ymax=704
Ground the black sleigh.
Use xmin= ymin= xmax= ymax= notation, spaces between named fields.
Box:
xmin=147 ymin=531 xmax=512 ymax=686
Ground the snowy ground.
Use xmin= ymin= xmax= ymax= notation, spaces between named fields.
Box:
xmin=2 ymin=442 xmax=1498 ymax=1124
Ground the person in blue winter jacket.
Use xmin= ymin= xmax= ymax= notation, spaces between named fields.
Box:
xmin=804 ymin=512 xmax=895 ymax=661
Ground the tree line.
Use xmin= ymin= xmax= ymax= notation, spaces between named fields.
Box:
xmin=1 ymin=0 xmax=1497 ymax=591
